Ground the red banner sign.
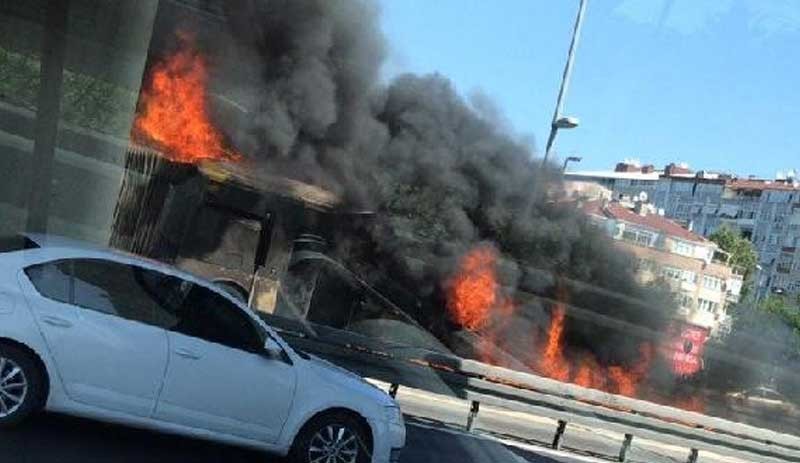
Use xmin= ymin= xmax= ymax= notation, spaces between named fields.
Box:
xmin=664 ymin=323 xmax=709 ymax=377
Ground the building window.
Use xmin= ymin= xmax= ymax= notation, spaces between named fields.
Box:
xmin=698 ymin=299 xmax=718 ymax=312
xmin=622 ymin=229 xmax=653 ymax=246
xmin=635 ymin=258 xmax=656 ymax=272
xmin=679 ymin=294 xmax=695 ymax=309
xmin=662 ymin=267 xmax=696 ymax=284
xmin=663 ymin=267 xmax=681 ymax=281
xmin=777 ymin=259 xmax=793 ymax=273
xmin=673 ymin=241 xmax=693 ymax=256
xmin=702 ymin=275 xmax=723 ymax=291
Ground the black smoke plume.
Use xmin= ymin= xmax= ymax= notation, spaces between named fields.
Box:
xmin=157 ymin=0 xmax=676 ymax=369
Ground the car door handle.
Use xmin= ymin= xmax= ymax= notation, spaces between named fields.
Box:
xmin=174 ymin=348 xmax=201 ymax=360
xmin=41 ymin=315 xmax=73 ymax=328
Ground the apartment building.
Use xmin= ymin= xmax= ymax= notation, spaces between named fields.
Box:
xmin=565 ymin=162 xmax=661 ymax=202
xmin=567 ymin=162 xmax=800 ymax=298
xmin=582 ymin=200 xmax=743 ymax=334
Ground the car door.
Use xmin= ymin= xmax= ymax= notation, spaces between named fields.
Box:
xmin=20 ymin=258 xmax=177 ymax=418
xmin=154 ymin=283 xmax=297 ymax=443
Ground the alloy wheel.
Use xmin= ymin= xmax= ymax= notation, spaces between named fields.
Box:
xmin=307 ymin=424 xmax=360 ymax=463
xmin=0 ymin=356 xmax=28 ymax=419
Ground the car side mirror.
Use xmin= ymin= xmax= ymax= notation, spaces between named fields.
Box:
xmin=263 ymin=337 xmax=284 ymax=360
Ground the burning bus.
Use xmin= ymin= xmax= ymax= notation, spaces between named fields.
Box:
xmin=110 ymin=146 xmax=448 ymax=353
xmin=106 ymin=27 xmax=448 ymax=353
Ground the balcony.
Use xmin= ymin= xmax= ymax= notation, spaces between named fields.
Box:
xmin=776 ymin=264 xmax=793 ymax=274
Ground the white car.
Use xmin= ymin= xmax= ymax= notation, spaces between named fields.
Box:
xmin=726 ymin=386 xmax=797 ymax=416
xmin=0 ymin=234 xmax=405 ymax=463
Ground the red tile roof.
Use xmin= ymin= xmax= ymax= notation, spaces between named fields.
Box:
xmin=582 ymin=201 xmax=709 ymax=243
xmin=726 ymin=180 xmax=799 ymax=191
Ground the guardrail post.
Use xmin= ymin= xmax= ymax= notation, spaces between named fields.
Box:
xmin=552 ymin=420 xmax=568 ymax=450
xmin=388 ymin=383 xmax=399 ymax=398
xmin=618 ymin=433 xmax=633 ymax=462
xmin=686 ymin=448 xmax=699 ymax=463
xmin=466 ymin=401 xmax=480 ymax=432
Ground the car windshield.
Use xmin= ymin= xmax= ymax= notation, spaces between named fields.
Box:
xmin=3 ymin=1 xmax=800 ymax=462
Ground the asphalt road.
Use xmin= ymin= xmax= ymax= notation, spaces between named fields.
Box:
xmin=0 ymin=412 xmax=597 ymax=463
xmin=0 ymin=384 xmax=764 ymax=463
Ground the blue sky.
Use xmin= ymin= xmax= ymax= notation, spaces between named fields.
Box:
xmin=377 ymin=0 xmax=800 ymax=178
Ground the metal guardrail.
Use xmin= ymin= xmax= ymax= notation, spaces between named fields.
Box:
xmin=261 ymin=313 xmax=800 ymax=463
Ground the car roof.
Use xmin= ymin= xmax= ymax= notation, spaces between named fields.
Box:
xmin=23 ymin=233 xmax=109 ymax=252
xmin=754 ymin=386 xmax=780 ymax=393
xmin=10 ymin=233 xmax=275 ymax=335
xmin=20 ymin=233 xmax=208 ymax=288
xmin=23 ymin=233 xmax=165 ymax=264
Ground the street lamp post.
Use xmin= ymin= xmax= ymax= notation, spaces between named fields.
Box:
xmin=562 ymin=156 xmax=582 ymax=172
xmin=541 ymin=0 xmax=588 ymax=167
xmin=754 ymin=264 xmax=765 ymax=303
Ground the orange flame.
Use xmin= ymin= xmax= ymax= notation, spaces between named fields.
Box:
xmin=536 ymin=286 xmax=653 ymax=397
xmin=539 ymin=298 xmax=570 ymax=381
xmin=446 ymin=249 xmax=659 ymax=399
xmin=574 ymin=356 xmax=603 ymax=388
xmin=132 ymin=32 xmax=240 ymax=164
xmin=446 ymin=246 xmax=502 ymax=331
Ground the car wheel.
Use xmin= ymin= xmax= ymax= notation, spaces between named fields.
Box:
xmin=0 ymin=344 xmax=45 ymax=427
xmin=289 ymin=413 xmax=371 ymax=463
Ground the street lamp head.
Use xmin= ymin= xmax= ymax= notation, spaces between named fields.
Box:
xmin=561 ymin=155 xmax=582 ymax=172
xmin=554 ymin=116 xmax=579 ymax=129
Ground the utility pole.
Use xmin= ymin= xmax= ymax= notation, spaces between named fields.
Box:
xmin=26 ymin=0 xmax=70 ymax=233
xmin=542 ymin=0 xmax=588 ymax=167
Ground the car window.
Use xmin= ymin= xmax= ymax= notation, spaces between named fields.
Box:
xmin=172 ymin=284 xmax=263 ymax=353
xmin=70 ymin=258 xmax=186 ymax=328
xmin=24 ymin=260 xmax=71 ymax=304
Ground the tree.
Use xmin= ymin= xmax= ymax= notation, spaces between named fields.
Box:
xmin=705 ymin=301 xmax=800 ymax=392
xmin=704 ymin=294 xmax=800 ymax=395
xmin=760 ymin=294 xmax=800 ymax=334
xmin=709 ymin=225 xmax=758 ymax=293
